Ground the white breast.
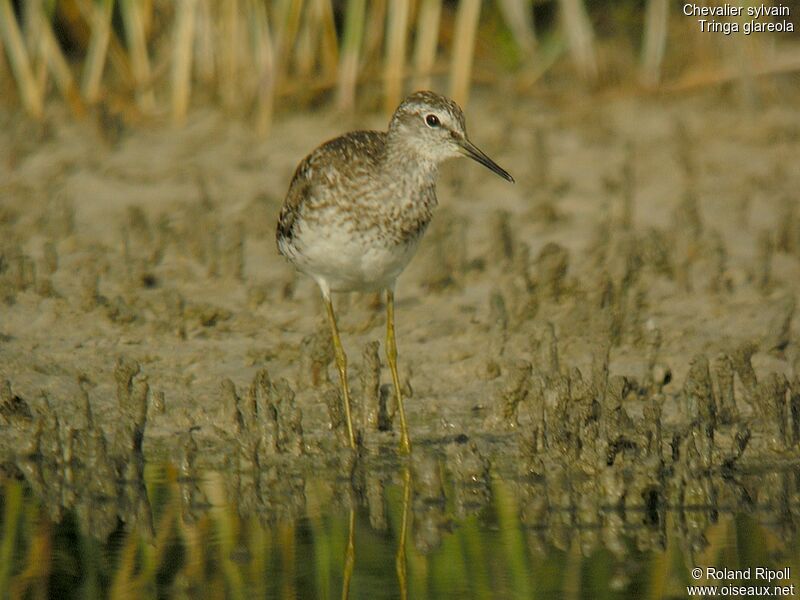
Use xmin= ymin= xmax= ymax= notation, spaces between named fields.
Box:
xmin=288 ymin=222 xmax=422 ymax=292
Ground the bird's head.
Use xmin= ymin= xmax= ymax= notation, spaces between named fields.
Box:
xmin=389 ymin=90 xmax=514 ymax=183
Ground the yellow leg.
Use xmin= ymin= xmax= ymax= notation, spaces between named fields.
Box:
xmin=324 ymin=294 xmax=357 ymax=450
xmin=395 ymin=467 xmax=411 ymax=600
xmin=386 ymin=289 xmax=411 ymax=453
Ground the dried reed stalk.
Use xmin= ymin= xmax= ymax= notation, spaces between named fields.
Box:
xmin=81 ymin=0 xmax=114 ymax=103
xmin=498 ymin=0 xmax=537 ymax=57
xmin=273 ymin=0 xmax=304 ymax=92
xmin=75 ymin=0 xmax=134 ymax=89
xmin=251 ymin=0 xmax=276 ymax=136
xmin=316 ymin=0 xmax=339 ymax=77
xmin=220 ymin=0 xmax=241 ymax=109
xmin=363 ymin=0 xmax=386 ymax=69
xmin=295 ymin=2 xmax=317 ymax=77
xmin=558 ymin=0 xmax=597 ymax=81
xmin=35 ymin=7 xmax=84 ymax=116
xmin=141 ymin=0 xmax=154 ymax=38
xmin=516 ymin=33 xmax=568 ymax=90
xmin=194 ymin=0 xmax=215 ymax=84
xmin=119 ymin=0 xmax=156 ymax=110
xmin=171 ymin=0 xmax=197 ymax=123
xmin=412 ymin=0 xmax=442 ymax=90
xmin=22 ymin=2 xmax=39 ymax=52
xmin=0 ymin=29 xmax=7 ymax=87
xmin=23 ymin=1 xmax=48 ymax=96
xmin=296 ymin=0 xmax=338 ymax=81
xmin=337 ymin=0 xmax=366 ymax=110
xmin=384 ymin=0 xmax=410 ymax=112
xmin=449 ymin=0 xmax=481 ymax=105
xmin=0 ymin=0 xmax=43 ymax=118
xmin=640 ymin=0 xmax=668 ymax=87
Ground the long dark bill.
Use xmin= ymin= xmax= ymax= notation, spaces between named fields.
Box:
xmin=460 ymin=139 xmax=515 ymax=183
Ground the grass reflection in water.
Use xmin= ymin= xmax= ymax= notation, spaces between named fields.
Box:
xmin=3 ymin=454 xmax=800 ymax=599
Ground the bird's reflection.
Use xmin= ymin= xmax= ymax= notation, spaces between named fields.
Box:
xmin=396 ymin=466 xmax=412 ymax=600
xmin=340 ymin=460 xmax=413 ymax=600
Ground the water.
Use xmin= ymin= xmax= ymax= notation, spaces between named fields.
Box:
xmin=2 ymin=460 xmax=799 ymax=599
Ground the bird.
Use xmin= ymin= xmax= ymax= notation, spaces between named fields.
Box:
xmin=276 ymin=90 xmax=514 ymax=453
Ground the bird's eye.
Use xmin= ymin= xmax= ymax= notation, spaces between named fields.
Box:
xmin=425 ymin=114 xmax=440 ymax=128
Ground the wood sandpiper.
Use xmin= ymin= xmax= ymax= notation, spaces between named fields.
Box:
xmin=276 ymin=90 xmax=514 ymax=453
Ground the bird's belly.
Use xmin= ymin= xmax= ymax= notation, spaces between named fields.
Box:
xmin=288 ymin=226 xmax=422 ymax=292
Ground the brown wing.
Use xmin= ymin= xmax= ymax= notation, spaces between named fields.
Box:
xmin=275 ymin=130 xmax=387 ymax=253
xmin=276 ymin=159 xmax=312 ymax=251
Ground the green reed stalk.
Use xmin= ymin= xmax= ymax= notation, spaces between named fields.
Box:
xmin=459 ymin=516 xmax=493 ymax=599
xmin=449 ymin=0 xmax=481 ymax=105
xmin=109 ymin=528 xmax=143 ymax=599
xmin=646 ymin=551 xmax=670 ymax=599
xmin=202 ymin=472 xmax=244 ymax=599
xmin=247 ymin=517 xmax=268 ymax=599
xmin=412 ymin=0 xmax=441 ymax=90
xmin=77 ymin=522 xmax=102 ymax=599
xmin=561 ymin=539 xmax=582 ymax=600
xmin=341 ymin=509 xmax=356 ymax=600
xmin=8 ymin=512 xmax=51 ymax=599
xmin=430 ymin=524 xmax=470 ymax=597
xmin=0 ymin=0 xmax=43 ymax=118
xmin=279 ymin=521 xmax=298 ymax=599
xmin=384 ymin=0 xmax=410 ymax=113
xmin=493 ymin=478 xmax=535 ymax=599
xmin=179 ymin=518 xmax=208 ymax=594
xmin=144 ymin=488 xmax=181 ymax=590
